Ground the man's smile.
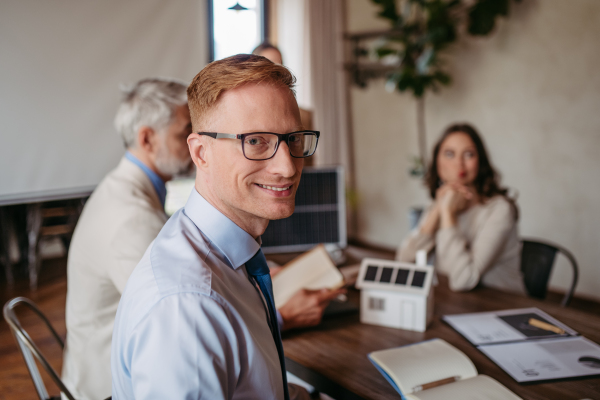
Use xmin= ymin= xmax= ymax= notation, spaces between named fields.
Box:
xmin=256 ymin=183 xmax=293 ymax=192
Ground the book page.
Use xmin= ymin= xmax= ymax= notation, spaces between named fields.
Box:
xmin=407 ymin=375 xmax=522 ymax=400
xmin=272 ymin=245 xmax=344 ymax=307
xmin=479 ymin=336 xmax=600 ymax=383
xmin=368 ymin=339 xmax=477 ymax=395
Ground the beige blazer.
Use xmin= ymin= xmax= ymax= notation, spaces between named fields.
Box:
xmin=62 ymin=157 xmax=167 ymax=400
xmin=397 ymin=196 xmax=526 ymax=294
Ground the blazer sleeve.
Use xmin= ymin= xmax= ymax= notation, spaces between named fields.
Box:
xmin=395 ymin=207 xmax=436 ymax=263
xmin=108 ymin=212 xmax=165 ymax=293
xmin=435 ymin=198 xmax=516 ymax=291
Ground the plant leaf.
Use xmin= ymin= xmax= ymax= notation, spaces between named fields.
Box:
xmin=468 ymin=0 xmax=510 ymax=35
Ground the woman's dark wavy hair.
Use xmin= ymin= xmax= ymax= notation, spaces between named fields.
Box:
xmin=425 ymin=123 xmax=518 ymax=220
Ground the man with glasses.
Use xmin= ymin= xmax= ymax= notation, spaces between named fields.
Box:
xmin=62 ymin=78 xmax=193 ymax=400
xmin=112 ymin=55 xmax=341 ymax=399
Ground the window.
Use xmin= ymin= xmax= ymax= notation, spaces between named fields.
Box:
xmin=209 ymin=0 xmax=268 ymax=61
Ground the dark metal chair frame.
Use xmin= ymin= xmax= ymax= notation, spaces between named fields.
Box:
xmin=3 ymin=297 xmax=75 ymax=400
xmin=520 ymin=238 xmax=579 ymax=307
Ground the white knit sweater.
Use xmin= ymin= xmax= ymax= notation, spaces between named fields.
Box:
xmin=396 ymin=195 xmax=526 ymax=294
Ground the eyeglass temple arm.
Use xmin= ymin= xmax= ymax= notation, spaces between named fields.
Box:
xmin=196 ymin=132 xmax=239 ymax=139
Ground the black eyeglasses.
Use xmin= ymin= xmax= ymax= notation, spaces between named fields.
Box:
xmin=196 ymin=130 xmax=320 ymax=161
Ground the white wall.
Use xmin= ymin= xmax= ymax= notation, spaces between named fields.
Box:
xmin=277 ymin=0 xmax=313 ymax=110
xmin=347 ymin=0 xmax=600 ymax=299
xmin=0 ymin=0 xmax=208 ymax=204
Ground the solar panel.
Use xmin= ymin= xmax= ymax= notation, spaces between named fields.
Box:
xmin=262 ymin=166 xmax=347 ymax=253
xmin=356 ymin=258 xmax=434 ymax=296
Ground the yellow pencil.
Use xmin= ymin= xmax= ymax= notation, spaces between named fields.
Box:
xmin=528 ymin=318 xmax=565 ymax=334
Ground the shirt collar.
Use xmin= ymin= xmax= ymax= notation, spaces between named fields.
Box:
xmin=184 ymin=189 xmax=260 ymax=270
xmin=125 ymin=151 xmax=166 ymax=207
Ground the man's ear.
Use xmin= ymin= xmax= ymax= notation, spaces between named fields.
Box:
xmin=137 ymin=126 xmax=158 ymax=155
xmin=187 ymin=133 xmax=209 ymax=169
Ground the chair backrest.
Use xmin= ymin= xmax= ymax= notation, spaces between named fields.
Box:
xmin=520 ymin=238 xmax=579 ymax=307
xmin=3 ymin=297 xmax=75 ymax=400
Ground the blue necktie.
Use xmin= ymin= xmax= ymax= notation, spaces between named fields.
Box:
xmin=245 ymin=249 xmax=290 ymax=400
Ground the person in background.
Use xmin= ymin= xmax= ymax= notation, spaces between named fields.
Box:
xmin=62 ymin=77 xmax=339 ymax=400
xmin=252 ymin=42 xmax=313 ymax=134
xmin=112 ymin=54 xmax=329 ymax=399
xmin=252 ymin=41 xmax=284 ymax=65
xmin=249 ymin=45 xmax=342 ymax=332
xmin=396 ymin=123 xmax=525 ymax=294
xmin=62 ymin=78 xmax=193 ymax=400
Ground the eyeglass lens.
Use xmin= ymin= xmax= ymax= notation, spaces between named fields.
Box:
xmin=243 ymin=132 xmax=317 ymax=160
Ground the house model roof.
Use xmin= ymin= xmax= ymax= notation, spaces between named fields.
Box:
xmin=356 ymin=258 xmax=433 ymax=295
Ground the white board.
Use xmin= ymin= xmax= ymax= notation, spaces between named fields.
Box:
xmin=0 ymin=0 xmax=208 ymax=204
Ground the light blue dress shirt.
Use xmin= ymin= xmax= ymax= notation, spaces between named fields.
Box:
xmin=111 ymin=189 xmax=285 ymax=399
xmin=124 ymin=151 xmax=166 ymax=207
xmin=125 ymin=150 xmax=286 ymax=330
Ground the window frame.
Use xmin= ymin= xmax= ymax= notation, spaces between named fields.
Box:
xmin=207 ymin=0 xmax=269 ymax=62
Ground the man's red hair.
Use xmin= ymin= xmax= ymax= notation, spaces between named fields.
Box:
xmin=187 ymin=54 xmax=296 ymax=131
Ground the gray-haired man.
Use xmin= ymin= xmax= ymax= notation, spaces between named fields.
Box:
xmin=61 ymin=78 xmax=193 ymax=400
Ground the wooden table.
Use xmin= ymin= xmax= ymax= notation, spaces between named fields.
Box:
xmin=275 ymin=248 xmax=600 ymax=400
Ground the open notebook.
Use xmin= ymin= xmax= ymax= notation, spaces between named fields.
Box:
xmin=368 ymin=338 xmax=521 ymax=400
xmin=443 ymin=308 xmax=600 ymax=383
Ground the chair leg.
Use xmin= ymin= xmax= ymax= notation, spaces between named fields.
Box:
xmin=2 ymin=259 xmax=15 ymax=286
xmin=0 ymin=207 xmax=15 ymax=286
xmin=26 ymin=204 xmax=43 ymax=291
xmin=1 ymin=250 xmax=15 ymax=286
xmin=15 ymin=335 xmax=50 ymax=400
xmin=0 ymin=251 xmax=15 ymax=286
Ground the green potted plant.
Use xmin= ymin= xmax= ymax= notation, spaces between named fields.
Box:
xmin=368 ymin=0 xmax=521 ymax=176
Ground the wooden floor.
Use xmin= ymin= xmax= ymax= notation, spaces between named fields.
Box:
xmin=1 ymin=256 xmax=598 ymax=400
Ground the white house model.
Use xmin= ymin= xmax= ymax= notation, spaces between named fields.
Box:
xmin=356 ymin=254 xmax=434 ymax=332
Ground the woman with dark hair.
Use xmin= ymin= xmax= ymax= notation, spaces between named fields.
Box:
xmin=396 ymin=123 xmax=525 ymax=294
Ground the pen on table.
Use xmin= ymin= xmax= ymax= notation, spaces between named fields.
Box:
xmin=412 ymin=376 xmax=460 ymax=392
xmin=528 ymin=318 xmax=565 ymax=334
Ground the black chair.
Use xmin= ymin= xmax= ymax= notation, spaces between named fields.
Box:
xmin=520 ymin=238 xmax=578 ymax=307
xmin=3 ymin=297 xmax=75 ymax=400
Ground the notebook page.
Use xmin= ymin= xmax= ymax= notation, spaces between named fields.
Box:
xmin=407 ymin=375 xmax=522 ymax=400
xmin=478 ymin=336 xmax=600 ymax=382
xmin=272 ymin=245 xmax=344 ymax=306
xmin=443 ymin=308 xmax=577 ymax=345
xmin=369 ymin=339 xmax=477 ymax=394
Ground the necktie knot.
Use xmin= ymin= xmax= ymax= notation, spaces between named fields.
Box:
xmin=245 ymin=249 xmax=270 ymax=277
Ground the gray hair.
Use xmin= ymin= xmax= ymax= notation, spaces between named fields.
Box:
xmin=114 ymin=78 xmax=188 ymax=148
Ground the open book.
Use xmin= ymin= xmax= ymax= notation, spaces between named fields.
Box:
xmin=442 ymin=308 xmax=578 ymax=346
xmin=272 ymin=245 xmax=345 ymax=307
xmin=444 ymin=308 xmax=600 ymax=383
xmin=368 ymin=338 xmax=521 ymax=400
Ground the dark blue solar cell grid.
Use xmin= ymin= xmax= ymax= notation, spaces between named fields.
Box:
xmin=364 ymin=266 xmax=379 ymax=281
xmin=294 ymin=171 xmax=338 ymax=206
xmin=379 ymin=267 xmax=393 ymax=283
xmin=261 ymin=170 xmax=340 ymax=248
xmin=411 ymin=270 xmax=427 ymax=288
xmin=395 ymin=269 xmax=410 ymax=285
xmin=261 ymin=211 xmax=339 ymax=247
